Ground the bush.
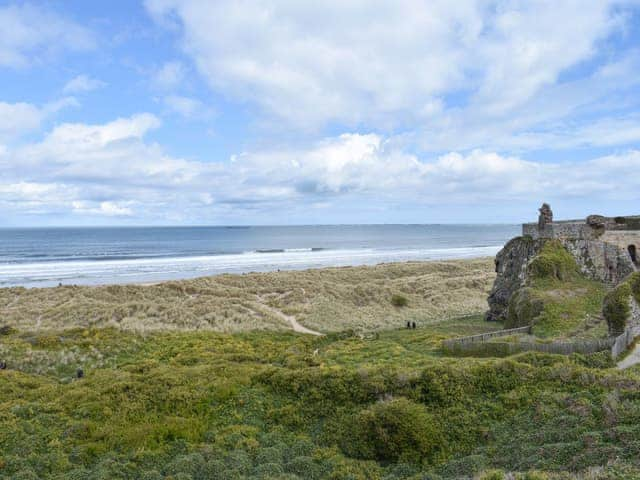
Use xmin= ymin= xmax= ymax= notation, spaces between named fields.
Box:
xmin=391 ymin=295 xmax=408 ymax=307
xmin=478 ymin=470 xmax=505 ymax=480
xmin=603 ymin=283 xmax=632 ymax=336
xmin=341 ymin=398 xmax=443 ymax=464
xmin=528 ymin=240 xmax=578 ymax=281
xmin=253 ymin=462 xmax=284 ymax=477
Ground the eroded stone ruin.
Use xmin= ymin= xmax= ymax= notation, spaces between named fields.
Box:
xmin=486 ymin=203 xmax=640 ymax=322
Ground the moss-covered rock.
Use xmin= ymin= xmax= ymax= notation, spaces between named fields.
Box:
xmin=505 ymin=287 xmax=544 ymax=329
xmin=486 ymin=237 xmax=547 ymax=322
xmin=528 ymin=240 xmax=579 ymax=281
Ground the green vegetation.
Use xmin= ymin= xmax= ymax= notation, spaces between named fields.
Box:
xmin=391 ymin=294 xmax=408 ymax=307
xmin=505 ymin=288 xmax=543 ymax=329
xmin=1 ymin=314 xmax=640 ymax=479
xmin=528 ymin=240 xmax=579 ymax=282
xmin=0 ymin=259 xmax=494 ymax=334
xmin=603 ymin=272 xmax=640 ymax=335
xmin=504 ymin=240 xmax=607 ymax=339
xmin=2 ymin=255 xmax=638 ymax=479
xmin=603 ymin=283 xmax=632 ymax=336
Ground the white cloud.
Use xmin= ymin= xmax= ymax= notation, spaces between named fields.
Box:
xmin=0 ymin=102 xmax=42 ymax=138
xmin=0 ymin=98 xmax=78 ymax=142
xmin=0 ymin=4 xmax=95 ymax=68
xmin=63 ymin=75 xmax=106 ymax=93
xmin=145 ymin=0 xmax=626 ymax=129
xmin=72 ymin=201 xmax=133 ymax=217
xmin=3 ymin=113 xmax=640 ymax=222
xmin=152 ymin=61 xmax=186 ymax=90
xmin=163 ymin=94 xmax=210 ymax=118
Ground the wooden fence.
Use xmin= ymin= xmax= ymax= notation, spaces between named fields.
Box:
xmin=442 ymin=336 xmax=616 ymax=357
xmin=611 ymin=326 xmax=640 ymax=359
xmin=442 ymin=326 xmax=616 ymax=357
xmin=440 ymin=326 xmax=532 ymax=349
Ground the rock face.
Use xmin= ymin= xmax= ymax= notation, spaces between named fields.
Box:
xmin=487 ymin=235 xmax=634 ymax=323
xmin=485 ymin=237 xmax=545 ymax=322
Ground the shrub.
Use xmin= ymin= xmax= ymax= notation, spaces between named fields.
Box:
xmin=528 ymin=240 xmax=578 ymax=281
xmin=340 ymin=397 xmax=443 ymax=464
xmin=477 ymin=470 xmax=505 ymax=480
xmin=253 ymin=462 xmax=284 ymax=477
xmin=391 ymin=294 xmax=408 ymax=307
xmin=285 ymin=456 xmax=322 ymax=479
xmin=518 ymin=471 xmax=550 ymax=480
xmin=603 ymin=283 xmax=632 ymax=336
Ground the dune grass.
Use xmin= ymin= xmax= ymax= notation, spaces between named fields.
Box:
xmin=0 ymin=258 xmax=495 ymax=334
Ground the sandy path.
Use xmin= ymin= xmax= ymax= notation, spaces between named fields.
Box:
xmin=617 ymin=343 xmax=640 ymax=369
xmin=257 ymin=302 xmax=323 ymax=336
xmin=252 ymin=293 xmax=323 ymax=336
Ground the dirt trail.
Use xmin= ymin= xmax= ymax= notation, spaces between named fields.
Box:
xmin=258 ymin=302 xmax=323 ymax=336
xmin=617 ymin=343 xmax=640 ymax=369
xmin=253 ymin=293 xmax=323 ymax=336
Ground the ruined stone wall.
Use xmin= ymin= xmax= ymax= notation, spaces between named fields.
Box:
xmin=600 ymin=231 xmax=640 ymax=253
xmin=522 ymin=222 xmax=596 ymax=240
xmin=563 ymin=238 xmax=635 ymax=284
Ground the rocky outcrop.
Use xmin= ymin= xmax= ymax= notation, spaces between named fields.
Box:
xmin=487 ymin=236 xmax=636 ymax=323
xmin=485 ymin=236 xmax=546 ymax=322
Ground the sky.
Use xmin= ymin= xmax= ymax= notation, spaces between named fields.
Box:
xmin=1 ymin=0 xmax=640 ymax=226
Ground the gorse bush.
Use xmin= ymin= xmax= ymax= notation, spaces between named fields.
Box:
xmin=391 ymin=294 xmax=408 ymax=307
xmin=341 ymin=397 xmax=442 ymax=464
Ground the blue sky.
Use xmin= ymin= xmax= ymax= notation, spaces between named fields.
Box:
xmin=1 ymin=0 xmax=640 ymax=226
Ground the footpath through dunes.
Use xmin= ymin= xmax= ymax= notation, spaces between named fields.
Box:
xmin=0 ymin=258 xmax=495 ymax=333
xmin=253 ymin=291 xmax=323 ymax=335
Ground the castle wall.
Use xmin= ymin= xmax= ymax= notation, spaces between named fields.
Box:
xmin=522 ymin=222 xmax=596 ymax=240
xmin=523 ymin=219 xmax=640 ymax=277
xmin=600 ymin=231 xmax=640 ymax=253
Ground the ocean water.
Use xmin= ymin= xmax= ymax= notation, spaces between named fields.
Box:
xmin=0 ymin=225 xmax=518 ymax=287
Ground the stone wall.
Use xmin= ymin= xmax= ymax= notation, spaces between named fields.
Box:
xmin=563 ymin=238 xmax=636 ymax=284
xmin=522 ymin=221 xmax=598 ymax=240
xmin=601 ymin=231 xmax=640 ymax=255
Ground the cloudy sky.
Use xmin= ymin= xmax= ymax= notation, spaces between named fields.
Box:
xmin=1 ymin=0 xmax=640 ymax=226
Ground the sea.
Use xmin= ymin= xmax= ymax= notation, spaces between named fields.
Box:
xmin=0 ymin=224 xmax=519 ymax=288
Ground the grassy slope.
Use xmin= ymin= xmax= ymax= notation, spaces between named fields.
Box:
xmin=0 ymin=259 xmax=494 ymax=333
xmin=1 ymin=318 xmax=640 ymax=479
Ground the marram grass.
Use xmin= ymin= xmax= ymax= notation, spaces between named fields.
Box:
xmin=0 ymin=259 xmax=495 ymax=333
